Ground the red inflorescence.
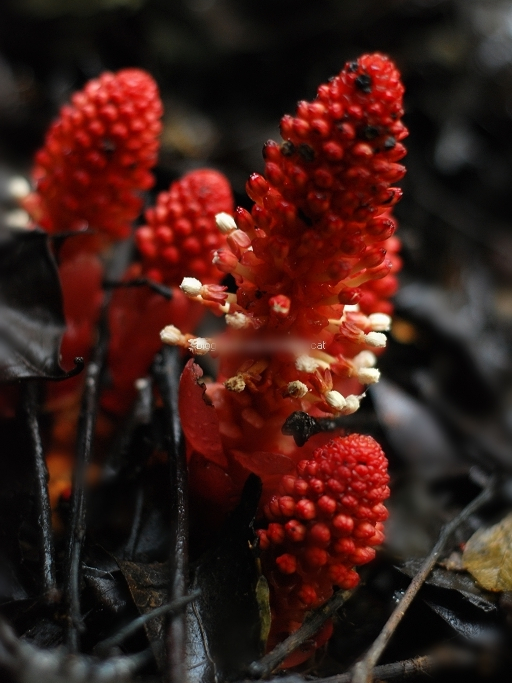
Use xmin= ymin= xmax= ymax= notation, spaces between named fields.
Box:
xmin=258 ymin=434 xmax=390 ymax=651
xmin=24 ymin=69 xmax=162 ymax=250
xmin=136 ymin=169 xmax=234 ymax=285
xmin=101 ymin=169 xmax=234 ymax=415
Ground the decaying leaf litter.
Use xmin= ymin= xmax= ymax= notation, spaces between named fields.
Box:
xmin=2 ymin=1 xmax=512 ymax=682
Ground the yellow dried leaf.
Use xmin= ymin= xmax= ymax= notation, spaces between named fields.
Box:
xmin=462 ymin=512 xmax=512 ymax=592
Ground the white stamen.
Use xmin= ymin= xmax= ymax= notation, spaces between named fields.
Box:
xmin=368 ymin=313 xmax=392 ymax=332
xmin=212 ymin=251 xmax=221 ymax=265
xmin=180 ymin=277 xmax=203 ymax=297
xmin=364 ymin=331 xmax=387 ymax=348
xmin=325 ymin=390 xmax=347 ymax=411
xmin=225 ymin=312 xmax=251 ymax=329
xmin=270 ymin=298 xmax=290 ymax=316
xmin=160 ymin=325 xmax=183 ymax=345
xmin=287 ymin=380 xmax=309 ymax=398
xmin=357 ymin=367 xmax=381 ymax=384
xmin=343 ymin=304 xmax=360 ymax=313
xmin=7 ymin=176 xmax=30 ymax=200
xmin=225 ymin=374 xmax=246 ymax=392
xmin=295 ymin=355 xmax=326 ymax=373
xmin=188 ymin=338 xmax=211 ymax=355
xmin=5 ymin=209 xmax=30 ymax=229
xmin=215 ymin=212 xmax=238 ymax=234
xmin=343 ymin=395 xmax=361 ymax=414
xmin=352 ymin=350 xmax=377 ymax=369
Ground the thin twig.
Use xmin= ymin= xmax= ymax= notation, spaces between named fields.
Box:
xmin=351 ymin=476 xmax=496 ymax=683
xmin=63 ymin=243 xmax=131 ymax=652
xmin=153 ymin=345 xmax=189 ymax=683
xmin=322 ymin=647 xmax=476 ymax=682
xmin=103 ymin=277 xmax=172 ymax=299
xmin=248 ymin=589 xmax=353 ymax=678
xmin=64 ymin=299 xmax=110 ymax=652
xmin=245 ymin=646 xmax=477 ymax=683
xmin=95 ymin=589 xmax=200 ymax=656
xmin=21 ymin=381 xmax=57 ymax=599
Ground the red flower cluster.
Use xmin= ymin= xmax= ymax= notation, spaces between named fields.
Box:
xmin=102 ymin=170 xmax=234 ymax=415
xmin=258 ymin=434 xmax=389 ymax=650
xmin=23 ymin=68 xmax=162 ymax=253
xmin=136 ymin=169 xmax=234 ymax=285
xmin=164 ymin=52 xmax=406 ymax=657
xmin=166 ymin=52 xmax=407 ymax=462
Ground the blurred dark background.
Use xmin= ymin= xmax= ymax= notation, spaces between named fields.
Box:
xmin=1 ymin=0 xmax=512 ymax=680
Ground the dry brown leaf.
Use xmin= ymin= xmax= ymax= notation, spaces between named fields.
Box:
xmin=462 ymin=512 xmax=512 ymax=592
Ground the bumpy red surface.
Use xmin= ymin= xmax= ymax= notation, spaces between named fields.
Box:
xmin=258 ymin=434 xmax=390 ymax=651
xmin=25 ymin=69 xmax=162 ymax=250
xmin=136 ymin=169 xmax=234 ymax=286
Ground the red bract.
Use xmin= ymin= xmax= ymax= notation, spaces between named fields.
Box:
xmin=136 ymin=169 xmax=234 ymax=285
xmin=23 ymin=68 xmax=162 ymax=254
xmin=258 ymin=434 xmax=389 ymax=656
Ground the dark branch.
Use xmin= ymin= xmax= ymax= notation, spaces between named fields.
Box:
xmin=21 ymin=381 xmax=57 ymax=598
xmin=153 ymin=345 xmax=189 ymax=683
xmin=95 ymin=589 xmax=200 ymax=656
xmin=103 ymin=277 xmax=173 ymax=300
xmin=63 ymin=305 xmax=110 ymax=652
xmin=351 ymin=475 xmax=496 ymax=683
xmin=63 ymin=242 xmax=132 ymax=652
xmin=247 ymin=589 xmax=353 ymax=678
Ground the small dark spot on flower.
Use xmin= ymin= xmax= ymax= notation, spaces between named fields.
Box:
xmin=280 ymin=141 xmax=295 ymax=157
xmin=297 ymin=208 xmax=313 ymax=227
xmin=102 ymin=138 xmax=116 ymax=154
xmin=355 ymin=74 xmax=372 ymax=94
xmin=347 ymin=61 xmax=358 ymax=73
xmin=298 ymin=144 xmax=315 ymax=162
xmin=360 ymin=125 xmax=380 ymax=141
xmin=383 ymin=136 xmax=396 ymax=150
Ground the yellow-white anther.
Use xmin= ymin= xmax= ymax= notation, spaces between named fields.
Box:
xmin=224 ymin=374 xmax=246 ymax=392
xmin=287 ymin=380 xmax=309 ymax=399
xmin=216 ymin=212 xmax=238 ymax=234
xmin=343 ymin=395 xmax=361 ymax=414
xmin=343 ymin=304 xmax=360 ymax=313
xmin=7 ymin=176 xmax=30 ymax=200
xmin=160 ymin=325 xmax=184 ymax=345
xmin=357 ymin=367 xmax=381 ymax=384
xmin=180 ymin=277 xmax=203 ymax=297
xmin=270 ymin=297 xmax=290 ymax=316
xmin=225 ymin=311 xmax=251 ymax=329
xmin=5 ymin=209 xmax=30 ymax=229
xmin=352 ymin=350 xmax=377 ymax=369
xmin=368 ymin=313 xmax=391 ymax=332
xmin=295 ymin=355 xmax=328 ymax=373
xmin=188 ymin=338 xmax=211 ymax=356
xmin=325 ymin=390 xmax=347 ymax=411
xmin=364 ymin=331 xmax=387 ymax=348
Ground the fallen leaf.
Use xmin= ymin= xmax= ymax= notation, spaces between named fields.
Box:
xmin=0 ymin=226 xmax=68 ymax=381
xmin=463 ymin=513 xmax=512 ymax=591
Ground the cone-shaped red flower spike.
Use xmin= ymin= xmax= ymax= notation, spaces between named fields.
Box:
xmin=102 ymin=169 xmax=234 ymax=415
xmin=23 ymin=69 xmax=162 ymax=254
xmin=258 ymin=434 xmax=390 ymax=655
xmin=136 ymin=169 xmax=234 ymax=285
xmin=168 ymin=54 xmax=407 ymax=479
